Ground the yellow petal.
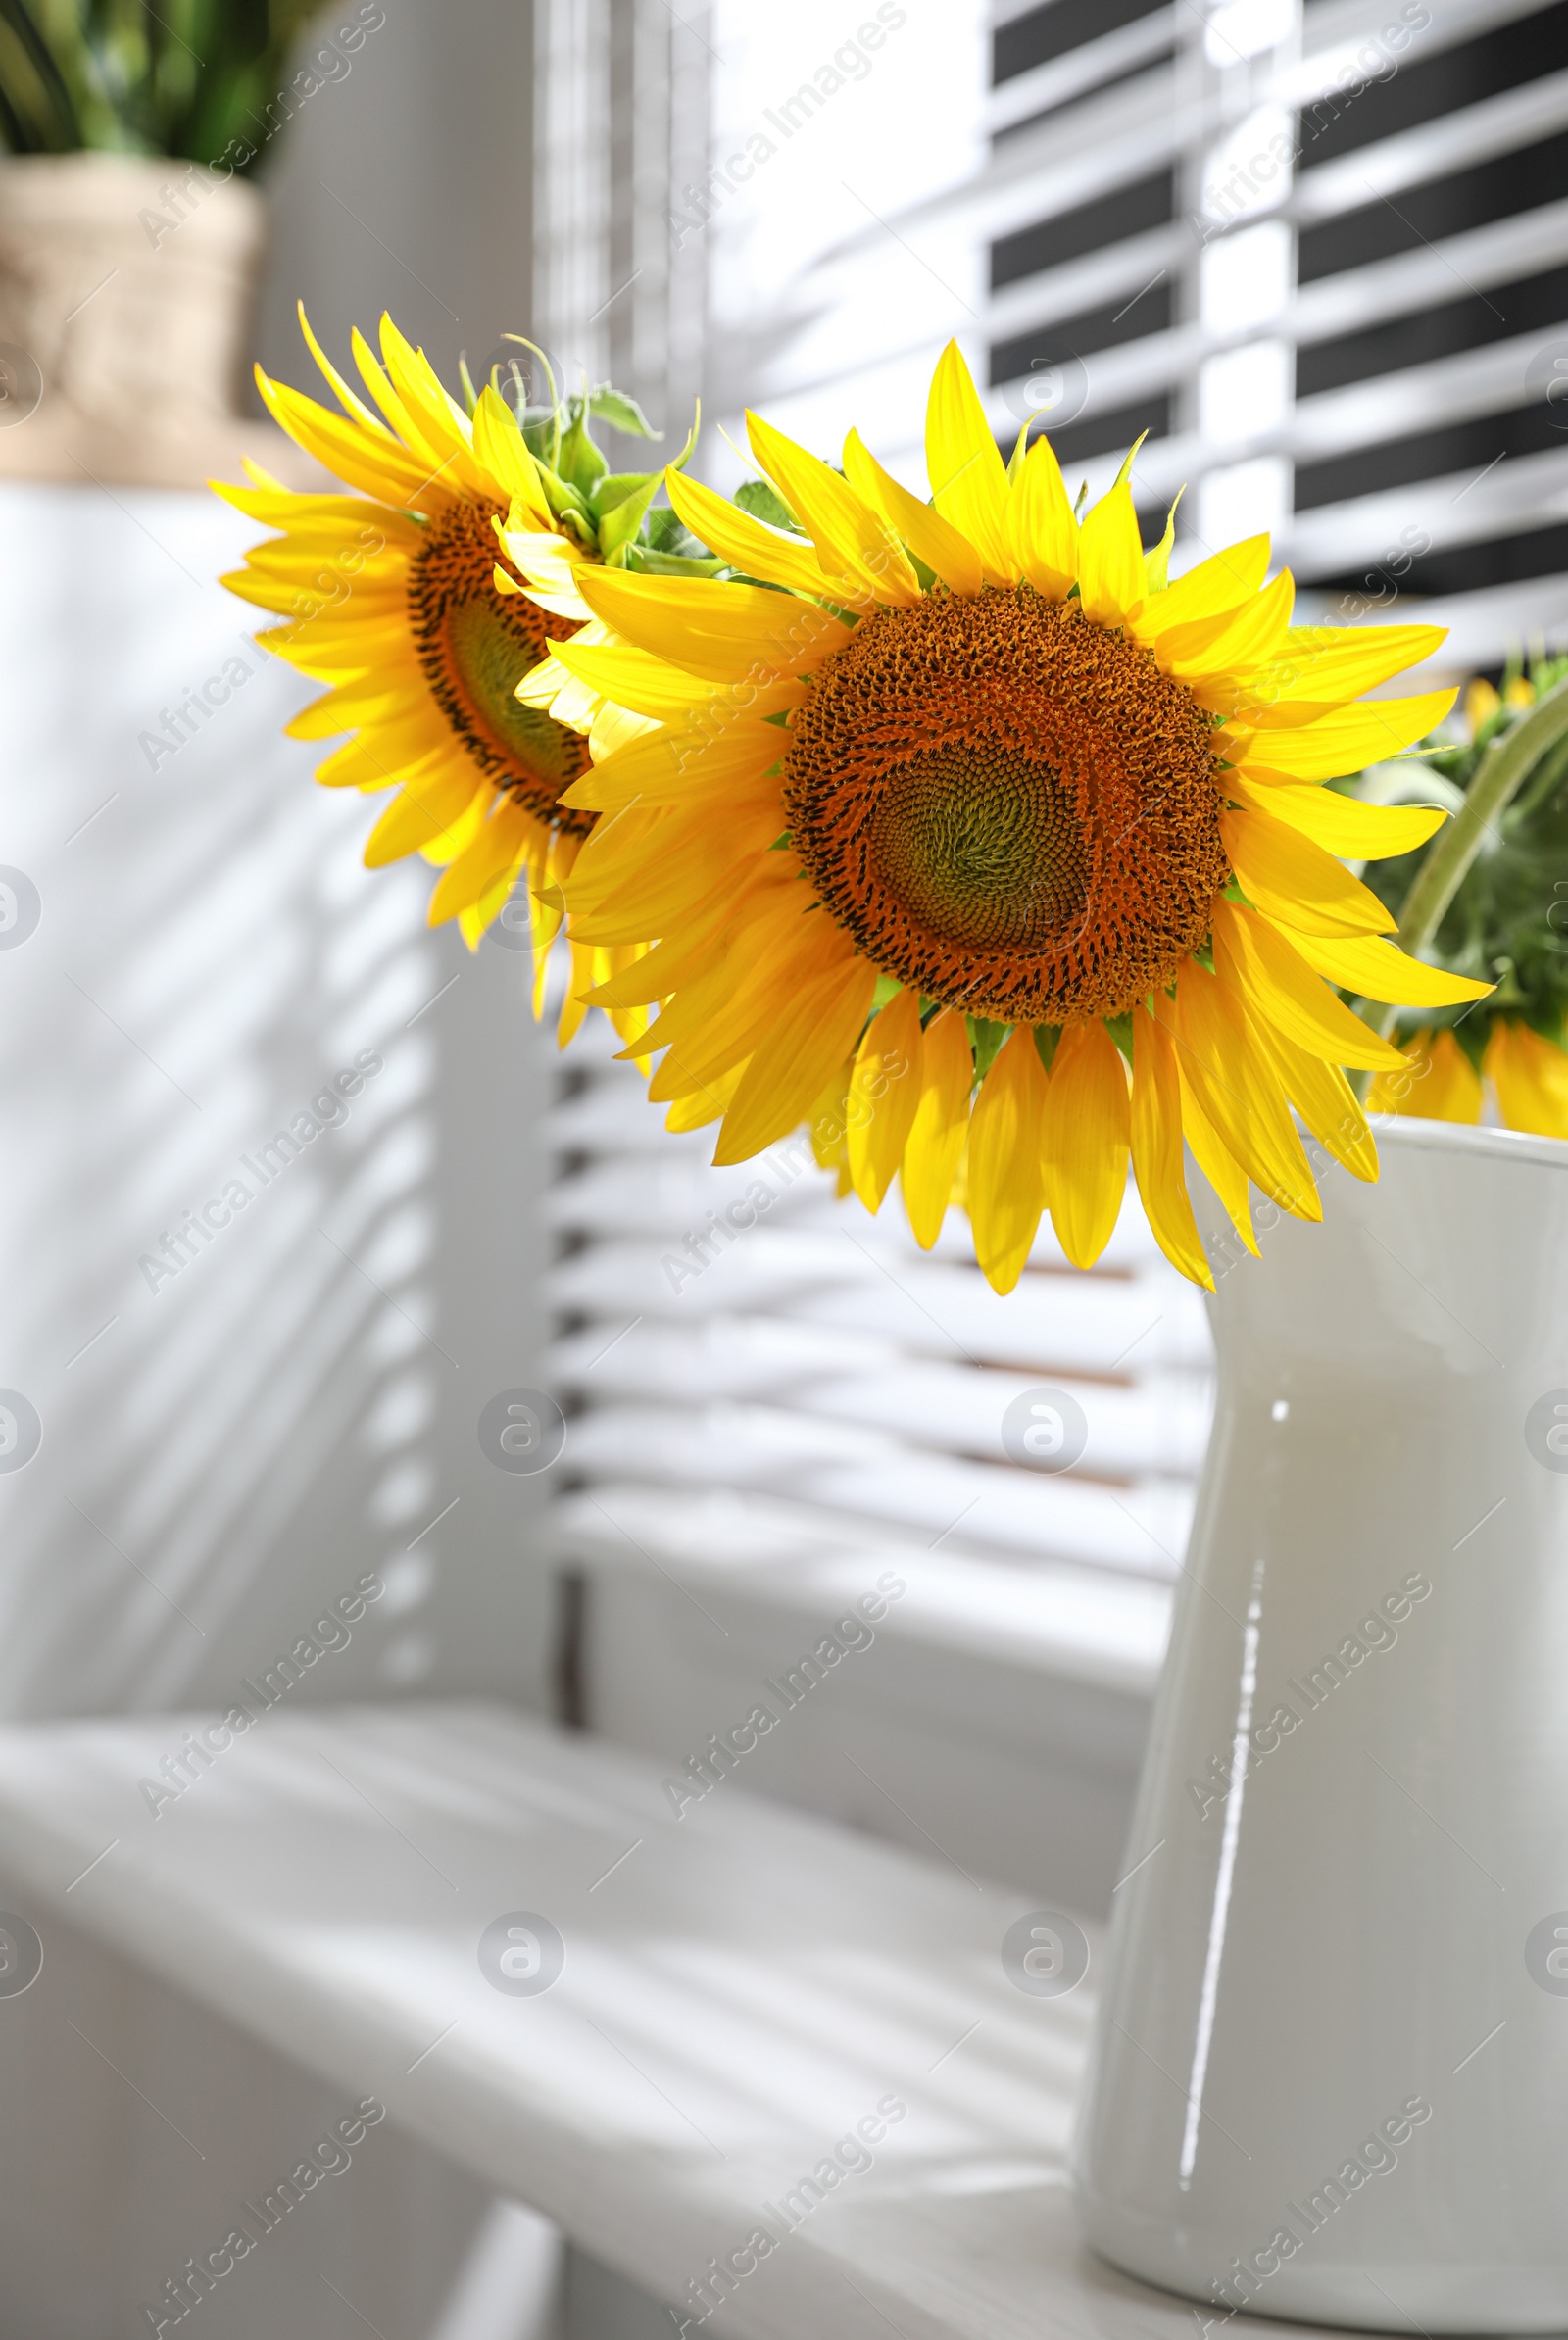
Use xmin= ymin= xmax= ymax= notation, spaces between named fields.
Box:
xmin=364 ymin=769 xmax=482 ymax=865
xmin=1006 ymin=433 xmax=1077 ymax=601
xmin=847 ymin=991 xmax=926 ymax=1213
xmin=1157 ymin=568 xmax=1293 ymax=685
xmin=842 ymin=429 xmax=985 ymax=597
xmin=1130 ymin=1004 xmax=1212 ymax=1290
xmin=1220 ymin=689 xmax=1457 ymax=781
xmin=574 ymin=566 xmax=850 ymax=684
xmin=1210 ymin=898 xmax=1405 ymax=1071
xmin=900 ymin=1009 xmax=973 ymax=1248
xmin=1485 ymin=1021 xmax=1568 ymax=1138
xmin=547 ymin=639 xmax=736 ymax=721
xmin=1222 ymin=806 xmax=1396 ymax=937
xmin=1076 ymin=478 xmax=1145 ymax=629
xmin=1169 ymin=960 xmax=1321 ymax=1218
xmin=563 ymin=714 xmax=782 ymax=812
xmin=714 ymin=955 xmax=878 ymax=1163
xmin=1041 ymin=1022 xmax=1131 ymax=1268
xmin=665 ymin=1059 xmax=746 ymax=1133
xmin=664 ymin=465 xmax=851 ymax=604
xmin=966 ymin=1028 xmax=1049 ymax=1294
xmin=1176 ymin=1061 xmax=1259 ymax=1256
xmin=253 ymin=370 xmax=432 ymax=506
xmin=472 ymin=386 xmax=554 ymax=520
xmin=747 ymin=411 xmax=920 ymax=604
xmin=1238 ymin=623 xmax=1447 ymax=724
xmin=426 ymin=799 xmax=533 ymax=923
xmin=1284 ymin=928 xmax=1494 ymax=1006
xmin=1129 ymin=535 xmax=1270 ymax=645
xmin=1368 ymin=1029 xmax=1483 ymax=1122
xmin=1225 ymin=772 xmax=1446 ymax=860
xmin=1255 ymin=1020 xmax=1379 ymax=1182
xmin=925 ymin=340 xmax=1013 ymax=585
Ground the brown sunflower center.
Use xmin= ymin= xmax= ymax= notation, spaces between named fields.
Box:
xmin=407 ymin=496 xmax=592 ymax=836
xmin=782 ymin=586 xmax=1226 ymax=1024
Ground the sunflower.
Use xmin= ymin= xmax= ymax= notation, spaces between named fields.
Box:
xmin=1370 ymin=1022 xmax=1568 ymax=1135
xmin=531 ymin=343 xmax=1491 ymax=1291
xmin=215 ymin=311 xmax=695 ymax=1044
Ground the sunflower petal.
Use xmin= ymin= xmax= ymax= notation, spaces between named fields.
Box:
xmin=1485 ymin=1020 xmax=1568 ymax=1137
xmin=1224 ymin=772 xmax=1446 ymax=859
xmin=574 ymin=566 xmax=851 ymax=684
xmin=1176 ymin=1063 xmax=1259 ymax=1256
xmin=1210 ymin=898 xmax=1405 ymax=1070
xmin=747 ymin=411 xmax=920 ymax=603
xmin=1284 ymin=928 xmax=1494 ymax=1006
xmin=1170 ymin=959 xmax=1321 ymax=1218
xmin=925 ymin=340 xmax=1013 ymax=585
xmin=842 ymin=429 xmax=985 ymax=596
xmin=1222 ymin=805 xmax=1396 ymax=937
xmin=1130 ymin=1004 xmax=1212 ymax=1289
xmin=1368 ymin=1028 xmax=1483 ymax=1121
xmin=1041 ymin=1021 xmax=1131 ymax=1267
xmin=966 ymin=1028 xmax=1048 ymax=1294
xmin=664 ymin=465 xmax=851 ymax=603
xmin=1130 ymin=535 xmax=1270 ymax=643
xmin=900 ymin=1009 xmax=973 ymax=1248
xmin=1220 ymin=690 xmax=1457 ymax=781
xmin=1076 ymin=478 xmax=1146 ymax=629
xmin=1259 ymin=1019 xmax=1379 ymax=1181
xmin=1006 ymin=433 xmax=1077 ymax=601
xmin=714 ymin=955 xmax=878 ymax=1163
xmin=847 ymin=990 xmax=926 ymax=1212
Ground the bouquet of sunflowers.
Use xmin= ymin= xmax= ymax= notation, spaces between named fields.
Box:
xmin=221 ymin=314 xmax=1568 ymax=1297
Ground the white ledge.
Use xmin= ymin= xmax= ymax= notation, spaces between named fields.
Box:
xmin=556 ymin=1485 xmax=1172 ymax=1701
xmin=0 ymin=1698 xmax=1297 ymax=2340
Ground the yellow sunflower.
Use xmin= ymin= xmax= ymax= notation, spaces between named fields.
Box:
xmin=528 ymin=342 xmax=1491 ymax=1291
xmin=1371 ymin=1020 xmax=1568 ymax=1137
xmin=215 ymin=311 xmax=676 ymax=1045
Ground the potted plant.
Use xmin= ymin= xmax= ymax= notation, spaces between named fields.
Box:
xmin=0 ymin=0 xmax=370 ymax=483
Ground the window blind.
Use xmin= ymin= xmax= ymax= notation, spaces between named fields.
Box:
xmin=547 ymin=1021 xmax=1213 ymax=1594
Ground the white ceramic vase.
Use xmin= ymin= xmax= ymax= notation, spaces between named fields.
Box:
xmin=1074 ymin=1117 xmax=1568 ymax=2332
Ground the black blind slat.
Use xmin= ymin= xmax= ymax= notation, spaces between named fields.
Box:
xmin=1298 ymin=127 xmax=1568 ymax=284
xmin=1297 ymin=265 xmax=1568 ymax=397
xmin=991 ymin=169 xmax=1174 ymax=291
xmin=1298 ymin=0 xmax=1568 ymax=171
xmin=994 ymin=0 xmax=1165 ymax=84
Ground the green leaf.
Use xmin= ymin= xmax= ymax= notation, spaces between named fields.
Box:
xmin=734 ymin=478 xmax=804 ymax=535
xmin=588 ymin=386 xmax=662 ymax=440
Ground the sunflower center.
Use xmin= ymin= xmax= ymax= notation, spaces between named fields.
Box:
xmin=407 ymin=496 xmax=592 ymax=836
xmin=868 ymin=740 xmax=1088 ymax=952
xmin=782 ymin=586 xmax=1226 ymax=1024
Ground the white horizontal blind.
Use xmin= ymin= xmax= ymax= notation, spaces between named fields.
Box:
xmin=967 ymin=0 xmax=1568 ymax=665
xmin=547 ymin=1022 xmax=1212 ymax=1591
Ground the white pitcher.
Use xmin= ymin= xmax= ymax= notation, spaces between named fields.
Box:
xmin=1074 ymin=1117 xmax=1568 ymax=2333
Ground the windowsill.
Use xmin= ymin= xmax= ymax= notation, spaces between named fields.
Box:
xmin=554 ymin=1484 xmax=1171 ymax=1703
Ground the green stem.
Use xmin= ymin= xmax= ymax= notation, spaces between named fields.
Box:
xmin=1373 ymin=673 xmax=1568 ymax=1040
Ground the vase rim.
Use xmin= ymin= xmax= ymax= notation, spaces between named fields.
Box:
xmin=1373 ymin=1113 xmax=1568 ymax=1172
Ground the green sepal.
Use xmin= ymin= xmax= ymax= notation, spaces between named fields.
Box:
xmin=557 ymin=398 xmax=609 ymax=496
xmin=597 ymin=470 xmax=664 ymax=558
xmin=1033 ymin=1023 xmax=1062 ymax=1073
xmin=589 ymin=386 xmax=662 ymax=439
xmin=968 ymin=1017 xmax=1009 ymax=1083
xmin=624 ymin=547 xmax=727 ymax=577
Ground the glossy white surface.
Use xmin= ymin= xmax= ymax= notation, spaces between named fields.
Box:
xmin=0 ymin=1697 xmax=1348 ymax=2340
xmin=1075 ymin=1119 xmax=1568 ymax=2330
